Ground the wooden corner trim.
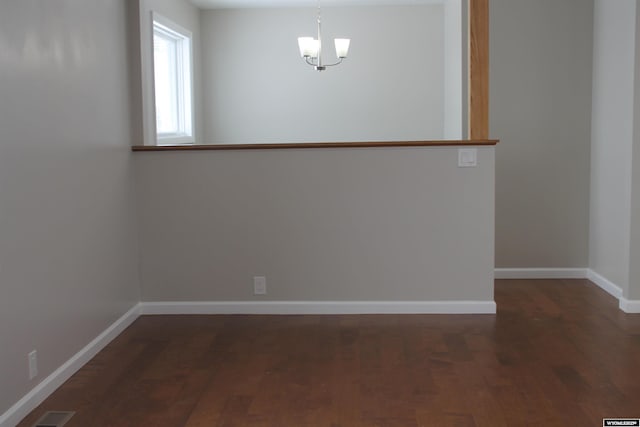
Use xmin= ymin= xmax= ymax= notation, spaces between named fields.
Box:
xmin=469 ymin=0 xmax=489 ymax=140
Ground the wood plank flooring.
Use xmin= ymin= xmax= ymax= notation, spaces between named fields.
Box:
xmin=17 ymin=279 xmax=640 ymax=427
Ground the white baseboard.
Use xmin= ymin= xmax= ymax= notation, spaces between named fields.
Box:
xmin=139 ymin=300 xmax=497 ymax=315
xmin=494 ymin=268 xmax=640 ymax=314
xmin=0 ymin=304 xmax=141 ymax=427
xmin=494 ymin=268 xmax=631 ymax=309
xmin=619 ymin=298 xmax=640 ymax=313
xmin=586 ymin=269 xmax=624 ymax=299
xmin=494 ymin=268 xmax=588 ymax=279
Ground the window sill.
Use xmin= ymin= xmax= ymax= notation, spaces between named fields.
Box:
xmin=132 ymin=140 xmax=499 ymax=152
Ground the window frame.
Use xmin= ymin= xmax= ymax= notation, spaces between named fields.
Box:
xmin=151 ymin=12 xmax=194 ymax=146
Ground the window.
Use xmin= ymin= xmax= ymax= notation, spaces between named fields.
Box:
xmin=152 ymin=13 xmax=193 ymax=145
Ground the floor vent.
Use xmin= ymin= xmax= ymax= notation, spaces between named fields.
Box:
xmin=32 ymin=411 xmax=75 ymax=427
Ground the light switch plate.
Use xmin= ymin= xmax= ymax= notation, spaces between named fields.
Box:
xmin=458 ymin=148 xmax=478 ymax=167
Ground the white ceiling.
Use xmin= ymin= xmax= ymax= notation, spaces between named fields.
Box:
xmin=189 ymin=0 xmax=442 ymax=9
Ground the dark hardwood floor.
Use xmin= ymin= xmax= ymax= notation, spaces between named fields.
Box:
xmin=17 ymin=279 xmax=640 ymax=427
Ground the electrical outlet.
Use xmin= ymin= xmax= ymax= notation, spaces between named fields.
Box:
xmin=28 ymin=350 xmax=38 ymax=380
xmin=253 ymin=276 xmax=267 ymax=295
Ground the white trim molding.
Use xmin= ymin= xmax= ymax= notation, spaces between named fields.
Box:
xmin=494 ymin=268 xmax=633 ymax=310
xmin=619 ymin=298 xmax=640 ymax=313
xmin=586 ymin=269 xmax=624 ymax=299
xmin=0 ymin=304 xmax=141 ymax=427
xmin=139 ymin=300 xmax=497 ymax=315
xmin=494 ymin=268 xmax=588 ymax=279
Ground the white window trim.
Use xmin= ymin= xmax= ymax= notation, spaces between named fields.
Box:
xmin=151 ymin=11 xmax=194 ymax=146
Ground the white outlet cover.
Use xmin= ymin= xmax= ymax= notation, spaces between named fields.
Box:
xmin=458 ymin=148 xmax=478 ymax=167
xmin=253 ymin=276 xmax=267 ymax=295
xmin=28 ymin=350 xmax=38 ymax=379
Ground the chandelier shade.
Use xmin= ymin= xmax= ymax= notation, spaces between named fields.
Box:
xmin=334 ymin=38 xmax=350 ymax=59
xmin=297 ymin=37 xmax=319 ymax=58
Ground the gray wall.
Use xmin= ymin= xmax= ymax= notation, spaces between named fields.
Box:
xmin=0 ymin=0 xmax=139 ymax=417
xmin=491 ymin=0 xmax=593 ymax=268
xmin=135 ymin=147 xmax=495 ymax=303
xmin=589 ymin=0 xmax=636 ymax=296
xmin=200 ymin=5 xmax=445 ymax=143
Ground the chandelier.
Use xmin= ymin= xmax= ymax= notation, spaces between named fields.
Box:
xmin=297 ymin=5 xmax=350 ymax=71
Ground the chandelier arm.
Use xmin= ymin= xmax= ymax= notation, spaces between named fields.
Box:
xmin=304 ymin=57 xmax=318 ymax=66
xmin=322 ymin=58 xmax=344 ymax=67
